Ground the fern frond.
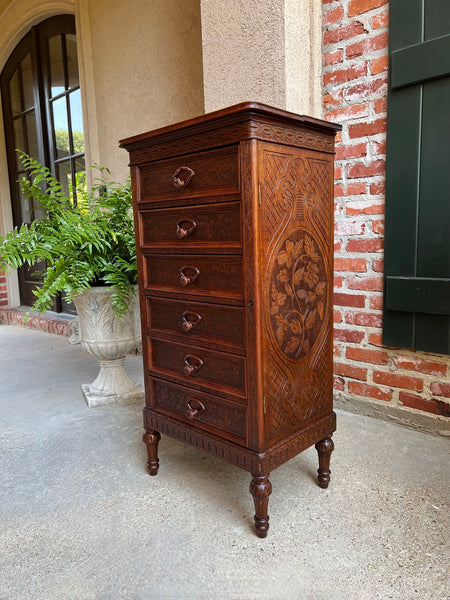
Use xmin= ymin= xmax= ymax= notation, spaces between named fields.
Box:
xmin=1 ymin=153 xmax=138 ymax=317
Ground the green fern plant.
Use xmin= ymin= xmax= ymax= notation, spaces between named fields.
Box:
xmin=0 ymin=153 xmax=137 ymax=316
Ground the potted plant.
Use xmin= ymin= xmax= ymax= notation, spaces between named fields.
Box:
xmin=0 ymin=153 xmax=143 ymax=407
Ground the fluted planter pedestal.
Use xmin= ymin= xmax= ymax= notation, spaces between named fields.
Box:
xmin=73 ymin=286 xmax=144 ymax=407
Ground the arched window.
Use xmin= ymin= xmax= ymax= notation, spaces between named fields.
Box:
xmin=1 ymin=14 xmax=85 ymax=313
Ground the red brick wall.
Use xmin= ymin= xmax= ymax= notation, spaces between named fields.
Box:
xmin=322 ymin=0 xmax=450 ymax=420
xmin=0 ymin=271 xmax=8 ymax=308
xmin=0 ymin=272 xmax=71 ymax=335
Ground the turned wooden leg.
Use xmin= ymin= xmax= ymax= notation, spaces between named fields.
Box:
xmin=249 ymin=473 xmax=272 ymax=538
xmin=315 ymin=436 xmax=334 ymax=489
xmin=143 ymin=429 xmax=161 ymax=476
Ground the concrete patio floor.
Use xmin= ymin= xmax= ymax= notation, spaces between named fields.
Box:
xmin=0 ymin=324 xmax=448 ymax=600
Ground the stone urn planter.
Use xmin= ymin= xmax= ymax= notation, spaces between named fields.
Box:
xmin=72 ymin=286 xmax=144 ymax=407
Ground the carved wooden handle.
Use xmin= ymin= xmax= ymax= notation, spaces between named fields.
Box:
xmin=181 ymin=311 xmax=202 ymax=332
xmin=172 ymin=166 xmax=195 ymax=189
xmin=176 ymin=218 xmax=198 ymax=240
xmin=183 ymin=354 xmax=204 ymax=376
xmin=179 ymin=266 xmax=200 ymax=287
xmin=186 ymin=398 xmax=206 ymax=420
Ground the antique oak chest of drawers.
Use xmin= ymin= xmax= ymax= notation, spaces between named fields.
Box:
xmin=120 ymin=103 xmax=340 ymax=537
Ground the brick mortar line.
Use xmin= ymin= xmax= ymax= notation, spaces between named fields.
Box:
xmin=322 ymin=2 xmax=388 ymax=25
xmin=339 ymin=356 xmax=450 ymax=385
xmin=322 ymin=54 xmax=389 ymax=75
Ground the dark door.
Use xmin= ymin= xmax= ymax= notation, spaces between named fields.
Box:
xmin=1 ymin=15 xmax=85 ymax=314
xmin=383 ymin=0 xmax=450 ymax=354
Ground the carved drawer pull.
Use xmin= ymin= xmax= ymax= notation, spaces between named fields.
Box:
xmin=181 ymin=311 xmax=202 ymax=332
xmin=172 ymin=166 xmax=195 ymax=189
xmin=179 ymin=266 xmax=200 ymax=287
xmin=186 ymin=398 xmax=206 ymax=420
xmin=183 ymin=354 xmax=204 ymax=376
xmin=176 ymin=218 xmax=198 ymax=240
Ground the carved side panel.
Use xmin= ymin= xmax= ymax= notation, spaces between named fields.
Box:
xmin=259 ymin=144 xmax=334 ymax=445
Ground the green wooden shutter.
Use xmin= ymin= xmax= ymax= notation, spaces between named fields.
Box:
xmin=384 ymin=0 xmax=450 ymax=355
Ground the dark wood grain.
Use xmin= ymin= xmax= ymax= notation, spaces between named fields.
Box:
xmin=142 ymin=429 xmax=161 ymax=475
xmin=138 ymin=146 xmax=239 ymax=202
xmin=145 ymin=296 xmax=245 ymax=352
xmin=315 ymin=436 xmax=334 ymax=489
xmin=143 ymin=254 xmax=244 ymax=299
xmin=122 ymin=102 xmax=340 ymax=537
xmin=148 ymin=337 xmax=247 ymax=397
xmin=150 ymin=378 xmax=247 ymax=442
xmin=139 ymin=201 xmax=242 ymax=250
xmin=250 ymin=473 xmax=272 ymax=538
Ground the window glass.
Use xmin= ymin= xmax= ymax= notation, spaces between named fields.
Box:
xmin=66 ymin=34 xmax=79 ymax=89
xmin=56 ymin=160 xmax=72 ymax=197
xmin=52 ymin=96 xmax=69 ymax=158
xmin=13 ymin=118 xmax=24 ymax=166
xmin=74 ymin=156 xmax=86 ymax=205
xmin=17 ymin=182 xmax=31 ymax=223
xmin=9 ymin=70 xmax=21 ymax=115
xmin=48 ymin=35 xmax=65 ymax=96
xmin=25 ymin=111 xmax=39 ymax=160
xmin=21 ymin=53 xmax=34 ymax=110
xmin=69 ymin=89 xmax=84 ymax=153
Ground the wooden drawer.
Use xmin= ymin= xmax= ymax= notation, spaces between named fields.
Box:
xmin=139 ymin=146 xmax=239 ymax=202
xmin=148 ymin=338 xmax=246 ymax=397
xmin=146 ymin=296 xmax=245 ymax=351
xmin=139 ymin=201 xmax=242 ymax=252
xmin=143 ymin=254 xmax=243 ymax=300
xmin=150 ymin=378 xmax=247 ymax=442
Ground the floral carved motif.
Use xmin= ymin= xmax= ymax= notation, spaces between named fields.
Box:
xmin=270 ymin=230 xmax=327 ymax=360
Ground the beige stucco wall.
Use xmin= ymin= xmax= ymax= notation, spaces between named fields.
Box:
xmin=200 ymin=0 xmax=286 ymax=111
xmin=200 ymin=0 xmax=322 ymax=118
xmin=86 ymin=0 xmax=204 ymax=182
xmin=285 ymin=0 xmax=322 ymax=117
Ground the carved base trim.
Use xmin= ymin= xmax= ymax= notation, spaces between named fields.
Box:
xmin=143 ymin=408 xmax=336 ymax=474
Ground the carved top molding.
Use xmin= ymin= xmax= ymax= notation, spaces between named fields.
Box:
xmin=121 ymin=103 xmax=339 ymax=165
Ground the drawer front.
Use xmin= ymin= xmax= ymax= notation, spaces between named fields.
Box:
xmin=150 ymin=378 xmax=247 ymax=441
xmin=149 ymin=338 xmax=246 ymax=396
xmin=146 ymin=297 xmax=245 ymax=350
xmin=139 ymin=146 xmax=239 ymax=201
xmin=143 ymin=255 xmax=243 ymax=299
xmin=139 ymin=201 xmax=242 ymax=250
